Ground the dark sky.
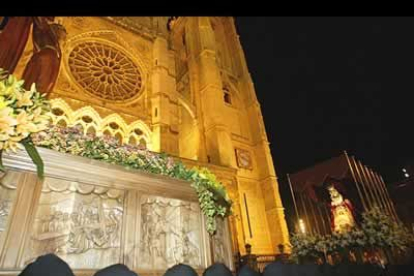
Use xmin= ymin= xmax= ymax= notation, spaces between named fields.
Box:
xmin=235 ymin=17 xmax=414 ymax=185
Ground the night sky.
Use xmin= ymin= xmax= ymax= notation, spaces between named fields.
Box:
xmin=235 ymin=17 xmax=413 ymax=186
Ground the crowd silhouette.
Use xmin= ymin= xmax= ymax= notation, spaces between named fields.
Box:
xmin=17 ymin=253 xmax=414 ymax=276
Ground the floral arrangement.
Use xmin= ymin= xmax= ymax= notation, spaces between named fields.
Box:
xmin=32 ymin=124 xmax=232 ymax=235
xmin=0 ymin=69 xmax=50 ymax=177
xmin=361 ymin=207 xmax=414 ymax=250
xmin=290 ymin=208 xmax=414 ymax=262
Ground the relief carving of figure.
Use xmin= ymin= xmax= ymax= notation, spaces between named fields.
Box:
xmin=212 ymin=218 xmax=228 ymax=264
xmin=34 ymin=198 xmax=123 ymax=256
xmin=0 ymin=200 xmax=8 ymax=218
xmin=139 ymin=198 xmax=201 ymax=269
xmin=0 ymin=199 xmax=11 ymax=233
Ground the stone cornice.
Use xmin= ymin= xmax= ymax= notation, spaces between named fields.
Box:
xmin=3 ymin=147 xmax=198 ymax=202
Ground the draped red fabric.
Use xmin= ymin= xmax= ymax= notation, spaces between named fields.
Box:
xmin=22 ymin=17 xmax=61 ymax=93
xmin=0 ymin=17 xmax=32 ymax=73
xmin=22 ymin=48 xmax=60 ymax=93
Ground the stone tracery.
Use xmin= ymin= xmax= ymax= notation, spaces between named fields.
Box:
xmin=49 ymin=98 xmax=152 ymax=149
xmin=68 ymin=41 xmax=143 ymax=101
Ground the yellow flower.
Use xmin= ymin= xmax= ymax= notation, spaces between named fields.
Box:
xmin=0 ymin=81 xmax=12 ymax=97
xmin=0 ymin=75 xmax=24 ymax=97
xmin=0 ymin=107 xmax=17 ymax=136
xmin=0 ymin=96 xmax=14 ymax=110
xmin=15 ymin=110 xmax=37 ymax=138
xmin=0 ymin=138 xmax=22 ymax=152
xmin=15 ymin=90 xmax=34 ymax=107
xmin=32 ymin=107 xmax=50 ymax=123
xmin=30 ymin=108 xmax=50 ymax=132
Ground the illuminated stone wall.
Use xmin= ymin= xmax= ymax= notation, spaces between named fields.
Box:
xmin=12 ymin=16 xmax=289 ymax=255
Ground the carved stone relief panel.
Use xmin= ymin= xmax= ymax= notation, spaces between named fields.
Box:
xmin=138 ymin=195 xmax=202 ymax=270
xmin=212 ymin=218 xmax=232 ymax=268
xmin=0 ymin=171 xmax=18 ymax=245
xmin=23 ymin=178 xmax=125 ymax=269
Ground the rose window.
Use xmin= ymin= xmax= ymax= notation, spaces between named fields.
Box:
xmin=68 ymin=42 xmax=143 ymax=101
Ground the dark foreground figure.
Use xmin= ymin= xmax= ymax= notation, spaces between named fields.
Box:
xmin=18 ymin=254 xmax=74 ymax=276
xmin=203 ymin=263 xmax=233 ymax=276
xmin=163 ymin=263 xmax=198 ymax=276
xmin=238 ymin=265 xmax=261 ymax=276
xmin=93 ymin=264 xmax=138 ymax=276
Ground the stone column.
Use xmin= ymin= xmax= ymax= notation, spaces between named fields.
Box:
xmin=151 ymin=35 xmax=179 ymax=155
xmin=186 ymin=17 xmax=235 ymax=167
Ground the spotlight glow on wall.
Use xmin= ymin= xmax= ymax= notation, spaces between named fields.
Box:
xmin=298 ymin=218 xmax=306 ymax=234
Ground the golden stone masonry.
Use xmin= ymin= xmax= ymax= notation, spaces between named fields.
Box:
xmin=0 ymin=17 xmax=290 ymax=274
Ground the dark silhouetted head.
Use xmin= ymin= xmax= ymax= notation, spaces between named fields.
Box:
xmin=93 ymin=264 xmax=138 ymax=276
xmin=164 ymin=264 xmax=198 ymax=276
xmin=203 ymin=263 xmax=232 ymax=276
xmin=19 ymin=254 xmax=74 ymax=276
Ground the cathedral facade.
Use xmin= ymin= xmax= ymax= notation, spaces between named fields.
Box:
xmin=13 ymin=16 xmax=289 ymax=255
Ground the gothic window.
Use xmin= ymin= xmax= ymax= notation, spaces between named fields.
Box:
xmin=128 ymin=136 xmax=137 ymax=146
xmin=182 ymin=32 xmax=186 ymax=46
xmin=86 ymin=126 xmax=96 ymax=135
xmin=134 ymin=128 xmax=143 ymax=135
xmin=114 ymin=133 xmax=123 ymax=144
xmin=52 ymin=108 xmax=65 ymax=116
xmin=82 ymin=116 xmax=93 ymax=123
xmin=68 ymin=42 xmax=143 ymax=102
xmin=56 ymin=119 xmax=67 ymax=127
xmin=109 ymin=122 xmax=119 ymax=130
xmin=223 ymin=88 xmax=232 ymax=105
xmin=103 ymin=129 xmax=111 ymax=137
xmin=139 ymin=138 xmax=147 ymax=148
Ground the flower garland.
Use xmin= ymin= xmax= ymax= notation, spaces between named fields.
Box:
xmin=32 ymin=124 xmax=232 ymax=235
xmin=0 ymin=69 xmax=50 ymax=177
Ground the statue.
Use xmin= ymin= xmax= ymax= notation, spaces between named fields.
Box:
xmin=0 ymin=16 xmax=66 ymax=94
xmin=0 ymin=17 xmax=33 ymax=73
xmin=327 ymin=184 xmax=356 ymax=232
xmin=21 ymin=17 xmax=66 ymax=93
